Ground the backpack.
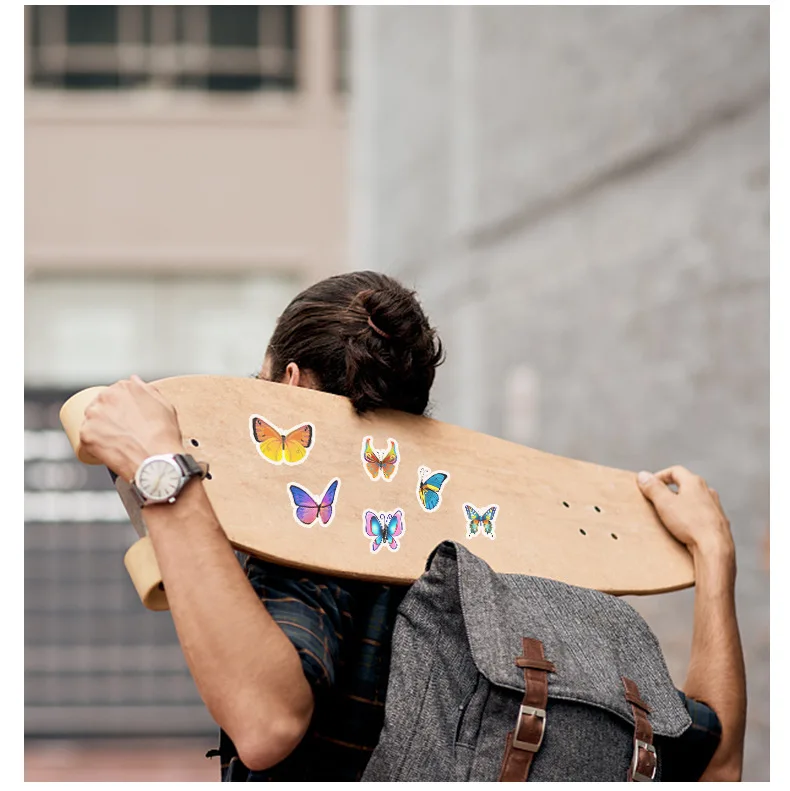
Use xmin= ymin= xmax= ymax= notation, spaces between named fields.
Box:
xmin=362 ymin=541 xmax=693 ymax=782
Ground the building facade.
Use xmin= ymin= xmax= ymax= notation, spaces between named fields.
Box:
xmin=25 ymin=4 xmax=347 ymax=738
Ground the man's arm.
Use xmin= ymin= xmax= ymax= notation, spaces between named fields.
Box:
xmin=79 ymin=376 xmax=315 ymax=771
xmin=638 ymin=468 xmax=746 ymax=781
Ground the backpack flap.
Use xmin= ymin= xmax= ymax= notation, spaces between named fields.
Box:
xmin=435 ymin=541 xmax=692 ymax=739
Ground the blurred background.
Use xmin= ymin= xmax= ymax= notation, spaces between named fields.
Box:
xmin=24 ymin=4 xmax=769 ymax=782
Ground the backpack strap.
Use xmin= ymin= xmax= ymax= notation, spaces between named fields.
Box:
xmin=498 ymin=637 xmax=556 ymax=782
xmin=622 ymin=677 xmax=657 ymax=782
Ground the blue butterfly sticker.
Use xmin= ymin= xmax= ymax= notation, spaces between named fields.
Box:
xmin=363 ymin=510 xmax=405 ymax=553
xmin=417 ymin=466 xmax=450 ymax=512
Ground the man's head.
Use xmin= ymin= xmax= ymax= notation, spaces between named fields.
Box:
xmin=261 ymin=271 xmax=444 ymax=415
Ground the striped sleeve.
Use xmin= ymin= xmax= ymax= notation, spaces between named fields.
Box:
xmin=243 ymin=556 xmax=347 ymax=698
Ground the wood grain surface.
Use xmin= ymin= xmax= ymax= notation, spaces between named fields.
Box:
xmin=60 ymin=375 xmax=694 ymax=602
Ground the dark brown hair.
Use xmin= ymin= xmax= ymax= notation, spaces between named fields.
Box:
xmin=264 ymin=271 xmax=444 ymax=415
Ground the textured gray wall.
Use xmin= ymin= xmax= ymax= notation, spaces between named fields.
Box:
xmin=350 ymin=5 xmax=769 ymax=780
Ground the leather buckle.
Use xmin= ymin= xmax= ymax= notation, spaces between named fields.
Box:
xmin=631 ymin=739 xmax=657 ymax=782
xmin=511 ymin=705 xmax=546 ymax=752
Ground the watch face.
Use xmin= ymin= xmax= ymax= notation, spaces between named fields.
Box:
xmin=137 ymin=458 xmax=182 ymax=501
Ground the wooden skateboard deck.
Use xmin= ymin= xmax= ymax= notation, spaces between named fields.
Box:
xmin=60 ymin=375 xmax=694 ymax=610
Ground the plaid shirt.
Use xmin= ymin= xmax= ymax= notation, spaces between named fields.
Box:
xmin=218 ymin=558 xmax=721 ymax=782
xmin=219 ymin=555 xmax=407 ymax=782
xmin=660 ymin=690 xmax=723 ymax=781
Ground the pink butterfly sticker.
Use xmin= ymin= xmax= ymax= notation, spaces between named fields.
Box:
xmin=363 ymin=509 xmax=405 ymax=552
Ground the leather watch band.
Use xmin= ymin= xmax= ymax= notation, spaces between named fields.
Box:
xmin=174 ymin=453 xmax=205 ymax=479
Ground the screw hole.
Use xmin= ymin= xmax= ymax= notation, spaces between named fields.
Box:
xmin=579 ymin=529 xmax=586 ymax=536
xmin=594 ymin=506 xmax=601 ymax=513
xmin=562 ymin=501 xmax=570 ymax=508
xmin=206 ymin=472 xmax=213 ymax=480
xmin=191 ymin=439 xmax=199 ymax=447
xmin=611 ymin=533 xmax=618 ymax=540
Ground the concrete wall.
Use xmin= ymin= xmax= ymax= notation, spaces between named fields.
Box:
xmin=350 ymin=5 xmax=769 ymax=780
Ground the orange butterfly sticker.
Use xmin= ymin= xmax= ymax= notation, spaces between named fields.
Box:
xmin=250 ymin=415 xmax=314 ymax=465
xmin=362 ymin=436 xmax=399 ymax=481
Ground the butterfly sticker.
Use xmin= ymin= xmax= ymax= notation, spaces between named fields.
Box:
xmin=287 ymin=479 xmax=340 ymax=527
xmin=417 ymin=466 xmax=450 ymax=512
xmin=250 ymin=415 xmax=314 ymax=465
xmin=363 ymin=509 xmax=405 ymax=552
xmin=464 ymin=503 xmax=498 ymax=540
xmin=362 ymin=436 xmax=399 ymax=482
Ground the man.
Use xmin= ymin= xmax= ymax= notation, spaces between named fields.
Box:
xmin=79 ymin=374 xmax=746 ymax=781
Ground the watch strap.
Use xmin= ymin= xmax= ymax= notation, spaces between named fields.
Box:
xmin=174 ymin=453 xmax=206 ymax=479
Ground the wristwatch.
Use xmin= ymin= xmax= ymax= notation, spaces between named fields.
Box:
xmin=130 ymin=453 xmax=207 ymax=507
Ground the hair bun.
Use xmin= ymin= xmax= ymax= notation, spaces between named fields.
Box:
xmin=356 ymin=287 xmax=426 ymax=347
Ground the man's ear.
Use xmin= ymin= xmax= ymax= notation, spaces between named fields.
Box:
xmin=284 ymin=362 xmax=301 ymax=387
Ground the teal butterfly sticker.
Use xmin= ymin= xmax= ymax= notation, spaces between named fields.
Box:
xmin=417 ymin=466 xmax=450 ymax=512
xmin=464 ymin=503 xmax=498 ymax=540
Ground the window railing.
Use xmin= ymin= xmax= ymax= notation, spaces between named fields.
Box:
xmin=27 ymin=5 xmax=298 ymax=92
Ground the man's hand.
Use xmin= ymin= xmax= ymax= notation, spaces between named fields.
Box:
xmin=637 ymin=466 xmax=735 ymax=560
xmin=79 ymin=375 xmax=185 ymax=481
xmin=637 ymin=465 xmax=745 ymax=781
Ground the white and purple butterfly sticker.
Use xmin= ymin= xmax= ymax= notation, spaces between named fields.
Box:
xmin=287 ymin=479 xmax=340 ymax=528
xmin=363 ymin=509 xmax=405 ymax=553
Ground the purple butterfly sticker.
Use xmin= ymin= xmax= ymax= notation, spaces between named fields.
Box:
xmin=363 ymin=509 xmax=405 ymax=552
xmin=288 ymin=479 xmax=340 ymax=527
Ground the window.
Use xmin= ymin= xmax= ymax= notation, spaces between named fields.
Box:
xmin=27 ymin=5 xmax=297 ymax=92
xmin=24 ymin=273 xmax=300 ymax=387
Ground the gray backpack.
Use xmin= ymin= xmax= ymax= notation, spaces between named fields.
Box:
xmin=363 ymin=541 xmax=693 ymax=782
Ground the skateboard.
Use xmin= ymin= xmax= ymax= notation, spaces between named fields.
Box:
xmin=59 ymin=375 xmax=694 ymax=611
